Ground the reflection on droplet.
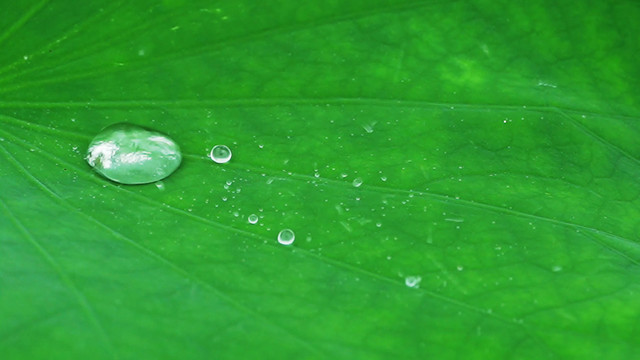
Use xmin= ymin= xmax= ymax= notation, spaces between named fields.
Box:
xmin=277 ymin=229 xmax=295 ymax=245
xmin=85 ymin=123 xmax=182 ymax=184
xmin=405 ymin=275 xmax=422 ymax=288
xmin=352 ymin=177 xmax=363 ymax=187
xmin=248 ymin=214 xmax=259 ymax=224
xmin=210 ymin=145 xmax=232 ymax=163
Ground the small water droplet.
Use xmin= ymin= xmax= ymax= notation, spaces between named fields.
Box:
xmin=552 ymin=265 xmax=562 ymax=272
xmin=155 ymin=181 xmax=165 ymax=190
xmin=210 ymin=145 xmax=232 ymax=163
xmin=352 ymin=177 xmax=363 ymax=187
xmin=405 ymin=275 xmax=421 ymax=288
xmin=457 ymin=265 xmax=464 ymax=271
xmin=277 ymin=229 xmax=295 ymax=245
xmin=248 ymin=214 xmax=259 ymax=224
xmin=85 ymin=123 xmax=182 ymax=184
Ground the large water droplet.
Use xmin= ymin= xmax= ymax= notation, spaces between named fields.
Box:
xmin=248 ymin=214 xmax=259 ymax=224
xmin=210 ymin=145 xmax=232 ymax=163
xmin=277 ymin=229 xmax=295 ymax=245
xmin=86 ymin=123 xmax=182 ymax=184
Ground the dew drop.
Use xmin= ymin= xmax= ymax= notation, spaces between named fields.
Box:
xmin=405 ymin=275 xmax=422 ymax=288
xmin=248 ymin=214 xmax=259 ymax=224
xmin=277 ymin=229 xmax=295 ymax=245
xmin=210 ymin=145 xmax=232 ymax=163
xmin=352 ymin=177 xmax=363 ymax=187
xmin=85 ymin=123 xmax=182 ymax=184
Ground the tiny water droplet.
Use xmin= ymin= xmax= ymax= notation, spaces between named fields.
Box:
xmin=155 ymin=181 xmax=165 ymax=190
xmin=552 ymin=265 xmax=562 ymax=272
xmin=210 ymin=145 xmax=232 ymax=163
xmin=352 ymin=177 xmax=363 ymax=187
xmin=248 ymin=214 xmax=259 ymax=224
xmin=405 ymin=275 xmax=421 ymax=288
xmin=85 ymin=123 xmax=182 ymax=184
xmin=277 ymin=229 xmax=295 ymax=245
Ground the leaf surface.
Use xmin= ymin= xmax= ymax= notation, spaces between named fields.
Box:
xmin=1 ymin=0 xmax=639 ymax=359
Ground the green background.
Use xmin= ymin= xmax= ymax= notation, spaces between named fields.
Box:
xmin=1 ymin=0 xmax=639 ymax=359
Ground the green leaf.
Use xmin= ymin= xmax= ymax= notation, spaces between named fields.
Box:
xmin=1 ymin=0 xmax=639 ymax=359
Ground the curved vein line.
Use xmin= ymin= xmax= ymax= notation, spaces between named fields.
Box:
xmin=0 ymin=98 xmax=637 ymax=123
xmin=0 ymin=194 xmax=116 ymax=356
xmin=0 ymin=0 xmax=125 ymax=80
xmin=0 ymin=1 xmax=189 ymax=85
xmin=0 ymin=0 xmax=448 ymax=96
xmin=139 ymin=0 xmax=449 ymax=71
xmin=0 ymin=305 xmax=76 ymax=346
xmin=558 ymin=109 xmax=640 ymax=165
xmin=0 ymin=134 xmax=327 ymax=357
xmin=224 ymin=159 xmax=640 ymax=258
xmin=0 ymin=126 xmax=527 ymax=328
xmin=2 ymin=116 xmax=637 ymax=259
xmin=0 ymin=0 xmax=50 ymax=46
xmin=0 ymin=113 xmax=90 ymax=140
xmin=1 ymin=116 xmax=638 ymax=256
